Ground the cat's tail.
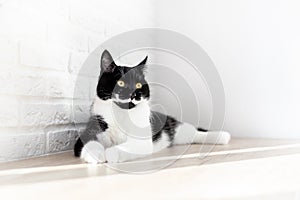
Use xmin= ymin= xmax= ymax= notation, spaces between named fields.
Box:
xmin=196 ymin=128 xmax=231 ymax=145
xmin=197 ymin=127 xmax=209 ymax=132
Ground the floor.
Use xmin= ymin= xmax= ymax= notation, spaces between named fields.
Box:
xmin=0 ymin=138 xmax=300 ymax=199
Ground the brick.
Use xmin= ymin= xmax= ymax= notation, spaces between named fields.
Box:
xmin=46 ymin=73 xmax=74 ymax=98
xmin=69 ymin=1 xmax=106 ymax=34
xmin=88 ymin=33 xmax=106 ymax=53
xmin=20 ymin=40 xmax=69 ymax=71
xmin=0 ymin=69 xmax=16 ymax=95
xmin=47 ymin=129 xmax=78 ymax=153
xmin=68 ymin=51 xmax=89 ymax=75
xmin=47 ymin=21 xmax=89 ymax=52
xmin=0 ymin=37 xmax=18 ymax=64
xmin=73 ymin=76 xmax=91 ymax=100
xmin=20 ymin=103 xmax=72 ymax=127
xmin=17 ymin=73 xmax=47 ymax=97
xmin=16 ymin=0 xmax=69 ymax=21
xmin=72 ymin=103 xmax=91 ymax=123
xmin=0 ymin=133 xmax=46 ymax=161
xmin=78 ymin=53 xmax=100 ymax=78
xmin=104 ymin=21 xmax=129 ymax=38
xmin=0 ymin=97 xmax=19 ymax=127
xmin=90 ymin=79 xmax=98 ymax=99
xmin=0 ymin=2 xmax=47 ymax=40
xmin=0 ymin=69 xmax=47 ymax=97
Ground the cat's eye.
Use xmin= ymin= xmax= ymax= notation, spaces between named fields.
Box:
xmin=135 ymin=83 xmax=142 ymax=89
xmin=117 ymin=80 xmax=125 ymax=87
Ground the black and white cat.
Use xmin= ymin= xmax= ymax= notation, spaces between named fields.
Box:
xmin=74 ymin=50 xmax=231 ymax=163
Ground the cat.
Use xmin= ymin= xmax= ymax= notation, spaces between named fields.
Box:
xmin=74 ymin=50 xmax=231 ymax=163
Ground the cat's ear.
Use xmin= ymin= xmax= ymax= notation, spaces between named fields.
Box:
xmin=136 ymin=56 xmax=148 ymax=73
xmin=137 ymin=56 xmax=148 ymax=66
xmin=100 ymin=50 xmax=116 ymax=73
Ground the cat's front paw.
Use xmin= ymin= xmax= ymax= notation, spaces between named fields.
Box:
xmin=80 ymin=141 xmax=106 ymax=164
xmin=105 ymin=146 xmax=121 ymax=163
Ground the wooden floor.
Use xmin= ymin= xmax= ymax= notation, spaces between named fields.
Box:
xmin=0 ymin=138 xmax=300 ymax=199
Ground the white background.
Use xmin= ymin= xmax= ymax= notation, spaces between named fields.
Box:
xmin=154 ymin=0 xmax=300 ymax=138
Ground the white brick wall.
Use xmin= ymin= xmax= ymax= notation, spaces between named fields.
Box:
xmin=0 ymin=0 xmax=155 ymax=161
xmin=20 ymin=40 xmax=70 ymax=71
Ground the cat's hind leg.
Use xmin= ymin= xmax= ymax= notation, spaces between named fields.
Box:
xmin=173 ymin=123 xmax=231 ymax=145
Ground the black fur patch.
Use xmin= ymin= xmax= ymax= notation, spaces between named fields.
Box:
xmin=197 ymin=127 xmax=208 ymax=132
xmin=115 ymin=102 xmax=136 ymax=109
xmin=74 ymin=138 xmax=83 ymax=157
xmin=94 ymin=115 xmax=108 ymax=131
xmin=73 ymin=115 xmax=108 ymax=157
xmin=150 ymin=111 xmax=181 ymax=144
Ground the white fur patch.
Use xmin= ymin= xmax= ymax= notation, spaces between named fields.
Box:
xmin=91 ymin=97 xmax=152 ymax=147
xmin=173 ymin=123 xmax=198 ymax=145
xmin=127 ymin=101 xmax=151 ymax=128
xmin=153 ymin=133 xmax=170 ymax=153
xmin=205 ymin=131 xmax=231 ymax=145
xmin=91 ymin=98 xmax=114 ymax=123
xmin=131 ymin=97 xmax=145 ymax=105
xmin=105 ymin=137 xmax=153 ymax=163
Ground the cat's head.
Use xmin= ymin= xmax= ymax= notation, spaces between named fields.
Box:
xmin=96 ymin=50 xmax=150 ymax=109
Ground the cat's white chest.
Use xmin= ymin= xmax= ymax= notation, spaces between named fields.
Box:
xmin=91 ymin=98 xmax=152 ymax=146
